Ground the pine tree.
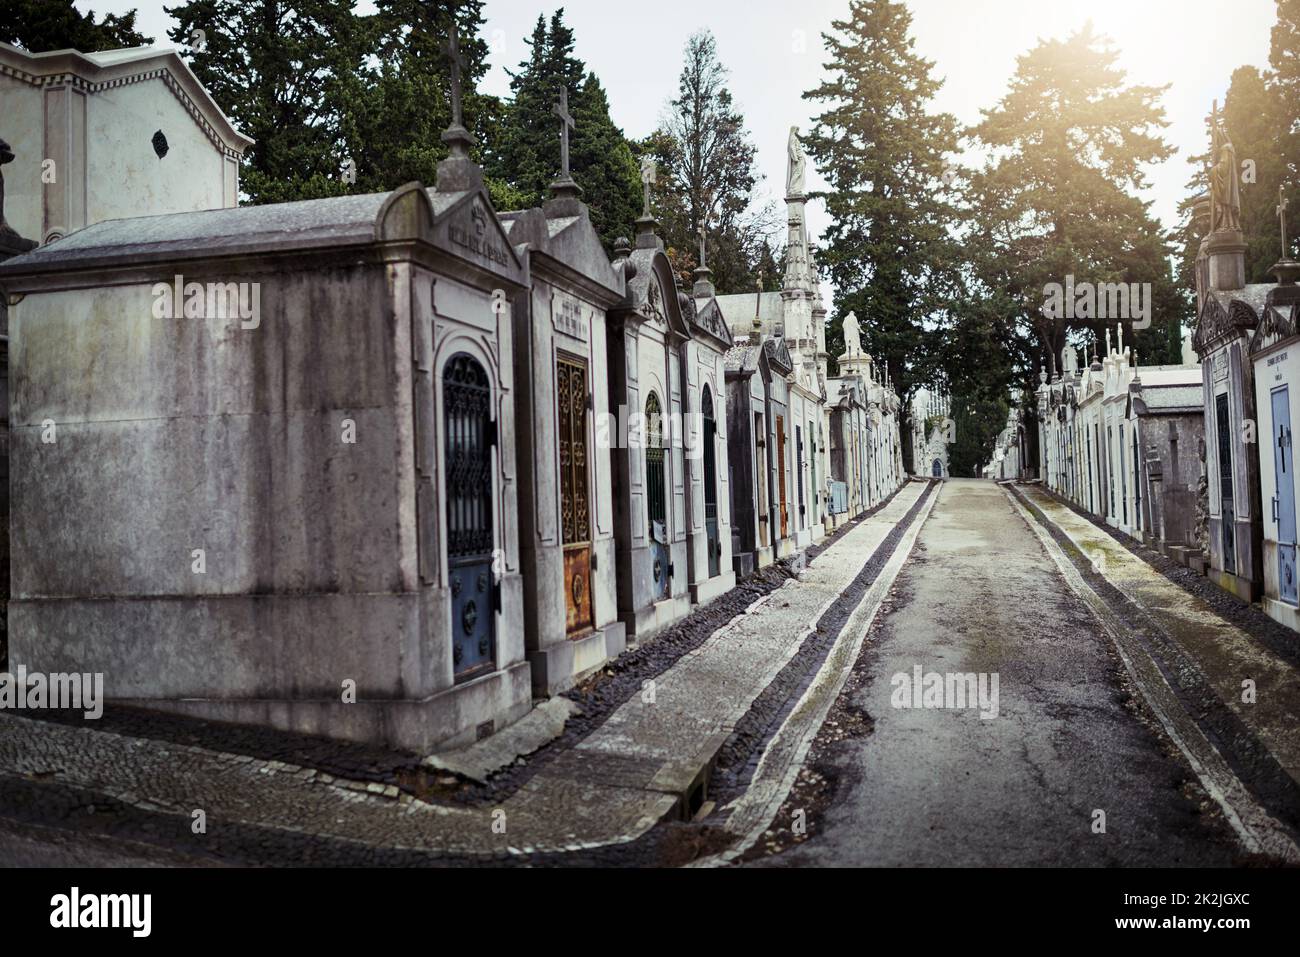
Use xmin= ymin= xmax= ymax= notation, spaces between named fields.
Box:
xmin=1 ymin=0 xmax=151 ymax=52
xmin=803 ymin=0 xmax=962 ymax=409
xmin=570 ymin=74 xmax=642 ymax=248
xmin=966 ymin=22 xmax=1181 ymax=392
xmin=489 ymin=11 xmax=640 ymax=248
xmin=336 ymin=0 xmax=515 ymax=203
xmin=166 ymin=0 xmax=361 ymax=203
xmin=1271 ymin=0 xmax=1300 ymax=261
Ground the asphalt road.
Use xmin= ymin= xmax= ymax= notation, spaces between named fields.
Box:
xmin=765 ymin=479 xmax=1238 ymax=866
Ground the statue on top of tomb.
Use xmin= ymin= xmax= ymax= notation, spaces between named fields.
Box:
xmin=786 ymin=127 xmax=807 ymax=197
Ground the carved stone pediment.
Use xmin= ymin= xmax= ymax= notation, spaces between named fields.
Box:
xmin=1249 ymin=288 xmax=1300 ymax=356
xmin=618 ymin=249 xmax=692 ymax=340
xmin=690 ymin=296 xmax=734 ymax=350
xmin=763 ymin=337 xmax=794 ymax=375
xmin=1194 ymin=292 xmax=1257 ymax=355
xmin=645 ymin=277 xmax=667 ymax=327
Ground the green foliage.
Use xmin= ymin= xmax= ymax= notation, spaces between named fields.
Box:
xmin=166 ymin=0 xmax=366 ymax=203
xmin=1274 ymin=0 xmax=1300 ymax=198
xmin=338 ymin=0 xmax=501 ymax=195
xmin=487 ymin=11 xmax=641 ymax=249
xmin=166 ymin=0 xmax=503 ymax=204
xmin=965 ymin=22 xmax=1182 ymax=395
xmin=1267 ymin=0 xmax=1299 ymax=263
xmin=949 ymin=395 xmax=1009 ymax=479
xmin=1 ymin=0 xmax=151 ymax=53
xmin=1171 ymin=1 xmax=1300 ymax=343
xmin=803 ymin=0 xmax=962 ymax=408
xmin=641 ymin=30 xmax=776 ymax=293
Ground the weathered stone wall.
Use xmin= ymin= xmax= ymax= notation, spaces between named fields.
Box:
xmin=8 ymin=261 xmax=424 ymax=700
xmin=1140 ymin=414 xmax=1205 ymax=546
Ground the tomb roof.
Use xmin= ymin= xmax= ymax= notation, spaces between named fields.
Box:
xmin=0 ymin=191 xmax=390 ymax=275
xmin=1132 ymin=384 xmax=1203 ymax=415
xmin=497 ymin=205 xmax=622 ymax=299
xmin=1132 ymin=365 xmax=1202 ymax=386
xmin=724 ymin=344 xmax=761 ymax=374
xmin=716 ymin=290 xmax=784 ymax=335
xmin=0 ymin=183 xmax=526 ymax=285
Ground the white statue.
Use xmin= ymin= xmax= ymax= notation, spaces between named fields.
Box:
xmin=786 ymin=126 xmax=806 ymax=197
xmin=1062 ymin=343 xmax=1078 ymax=376
xmin=842 ymin=310 xmax=861 ymax=356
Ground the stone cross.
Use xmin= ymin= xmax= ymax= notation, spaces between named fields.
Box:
xmin=1279 ymin=180 xmax=1289 ymax=257
xmin=553 ymin=86 xmax=575 ymax=181
xmin=444 ymin=27 xmax=468 ymax=130
xmin=697 ymin=223 xmax=708 ymax=269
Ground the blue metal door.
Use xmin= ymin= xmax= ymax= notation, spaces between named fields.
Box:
xmin=444 ymin=354 xmax=496 ymax=681
xmin=1272 ymin=387 xmax=1297 ymax=604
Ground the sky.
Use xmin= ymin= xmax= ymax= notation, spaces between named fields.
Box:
xmin=78 ymin=0 xmax=1280 ymax=260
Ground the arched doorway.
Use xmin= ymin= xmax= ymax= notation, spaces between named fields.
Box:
xmin=932 ymin=459 xmax=943 ymax=478
xmin=702 ymin=387 xmax=720 ymax=577
xmin=443 ymin=353 xmax=495 ymax=682
xmin=646 ymin=392 xmax=670 ymax=600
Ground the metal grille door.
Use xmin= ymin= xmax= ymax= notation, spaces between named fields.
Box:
xmin=444 ymin=354 xmax=496 ymax=681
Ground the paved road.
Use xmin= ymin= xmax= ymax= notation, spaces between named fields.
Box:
xmin=766 ymin=479 xmax=1238 ymax=866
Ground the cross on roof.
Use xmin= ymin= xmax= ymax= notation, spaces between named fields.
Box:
xmin=553 ymin=86 xmax=576 ymax=181
xmin=444 ymin=25 xmax=469 ymax=130
xmin=698 ymin=223 xmax=708 ymax=270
